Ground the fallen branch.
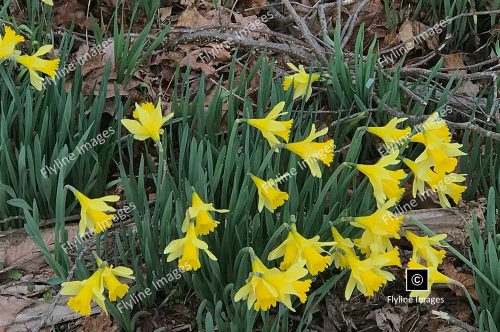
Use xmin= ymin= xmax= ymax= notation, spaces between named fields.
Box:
xmin=282 ymin=0 xmax=328 ymax=65
xmin=166 ymin=29 xmax=312 ymax=63
xmin=432 ymin=310 xmax=479 ymax=332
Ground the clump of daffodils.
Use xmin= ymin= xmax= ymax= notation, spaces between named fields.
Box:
xmin=50 ymin=62 xmax=466 ymax=319
xmin=61 ymin=255 xmax=133 ymax=316
xmin=0 ymin=26 xmax=59 ymax=90
xmin=362 ymin=113 xmax=467 ymax=208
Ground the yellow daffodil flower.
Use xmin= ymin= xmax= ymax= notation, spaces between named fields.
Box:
xmin=283 ymin=63 xmax=320 ymax=101
xmin=403 ymin=157 xmax=433 ymax=198
xmin=251 ymin=257 xmax=311 ymax=310
xmin=414 ymin=141 xmax=465 ymax=175
xmin=330 ymin=227 xmax=356 ymax=269
xmin=411 ymin=113 xmax=466 ymax=174
xmin=369 ymin=247 xmax=402 ymax=281
xmin=284 ymin=124 xmax=334 ymax=178
xmin=164 ymin=222 xmax=216 ymax=271
xmin=344 ymin=248 xmax=401 ymax=300
xmin=274 ymin=263 xmax=312 ymax=310
xmin=415 ymin=113 xmax=452 ymax=142
xmin=234 ymin=255 xmax=311 ymax=311
xmin=407 ymin=259 xmax=450 ymax=301
xmin=61 ymin=268 xmax=107 ymax=316
xmin=355 ymin=149 xmax=407 ymax=207
xmin=405 ymin=231 xmax=447 ymax=266
xmin=426 ymin=171 xmax=467 ymax=208
xmin=354 ymin=231 xmax=394 ymax=257
xmin=0 ymin=26 xmax=24 ymax=61
xmin=367 ymin=117 xmax=412 ymax=147
xmin=99 ymin=262 xmax=134 ymax=302
xmin=242 ymin=101 xmax=293 ymax=150
xmin=250 ymin=174 xmax=288 ymax=213
xmin=181 ymin=191 xmax=229 ymax=235
xmin=16 ymin=45 xmax=60 ymax=90
xmin=268 ymin=223 xmax=335 ymax=275
xmin=121 ymin=99 xmax=173 ymax=148
xmin=403 ymin=158 xmax=467 ymax=207
xmin=344 ymin=254 xmax=386 ymax=300
xmin=351 ymin=199 xmax=402 ymax=255
xmin=65 ymin=185 xmax=120 ymax=237
xmin=235 ymin=256 xmax=281 ymax=311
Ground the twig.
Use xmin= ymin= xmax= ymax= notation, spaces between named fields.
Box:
xmin=32 ymin=245 xmax=93 ymax=332
xmin=381 ymin=10 xmax=500 ymax=56
xmin=437 ymin=56 xmax=500 ymax=72
xmin=336 ymin=0 xmax=342 ymax=32
xmin=399 ymin=67 xmax=497 ymax=81
xmin=166 ymin=29 xmax=312 ymax=63
xmin=380 ymin=70 xmax=428 ymax=106
xmin=341 ymin=0 xmax=371 ymax=48
xmin=487 ymin=74 xmax=499 ymax=123
xmin=432 ymin=310 xmax=479 ymax=332
xmin=268 ymin=6 xmax=294 ymax=25
xmin=0 ymin=214 xmax=80 ymax=227
xmin=281 ymin=0 xmax=328 ymax=65
xmin=318 ymin=4 xmax=328 ymax=38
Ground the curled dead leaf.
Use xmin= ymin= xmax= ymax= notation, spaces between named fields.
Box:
xmin=442 ymin=260 xmax=478 ymax=301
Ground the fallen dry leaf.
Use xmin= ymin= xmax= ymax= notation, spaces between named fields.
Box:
xmin=0 ymin=225 xmax=77 ymax=273
xmin=398 ymin=20 xmax=415 ymax=51
xmin=367 ymin=306 xmax=402 ymax=332
xmin=159 ymin=7 xmax=173 ymax=22
xmin=0 ymin=296 xmax=32 ymax=328
xmin=176 ymin=5 xmax=213 ymax=28
xmin=442 ymin=260 xmax=478 ymax=301
xmin=412 ymin=21 xmax=439 ymax=50
xmin=52 ymin=0 xmax=94 ymax=29
xmin=442 ymin=53 xmax=480 ymax=97
xmin=82 ymin=312 xmax=119 ymax=332
xmin=442 ymin=53 xmax=467 ymax=74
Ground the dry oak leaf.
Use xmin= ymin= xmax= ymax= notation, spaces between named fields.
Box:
xmin=176 ymin=5 xmax=213 ymax=28
xmin=398 ymin=20 xmax=415 ymax=51
xmin=442 ymin=260 xmax=478 ymax=301
xmin=442 ymin=53 xmax=480 ymax=97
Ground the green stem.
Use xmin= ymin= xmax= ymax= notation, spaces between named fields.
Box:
xmin=450 ymin=279 xmax=479 ymax=323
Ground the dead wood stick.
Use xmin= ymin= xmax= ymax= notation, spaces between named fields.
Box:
xmin=341 ymin=0 xmax=371 ymax=48
xmin=432 ymin=310 xmax=479 ymax=332
xmin=166 ymin=30 xmax=312 ymax=63
xmin=281 ymin=0 xmax=328 ymax=65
